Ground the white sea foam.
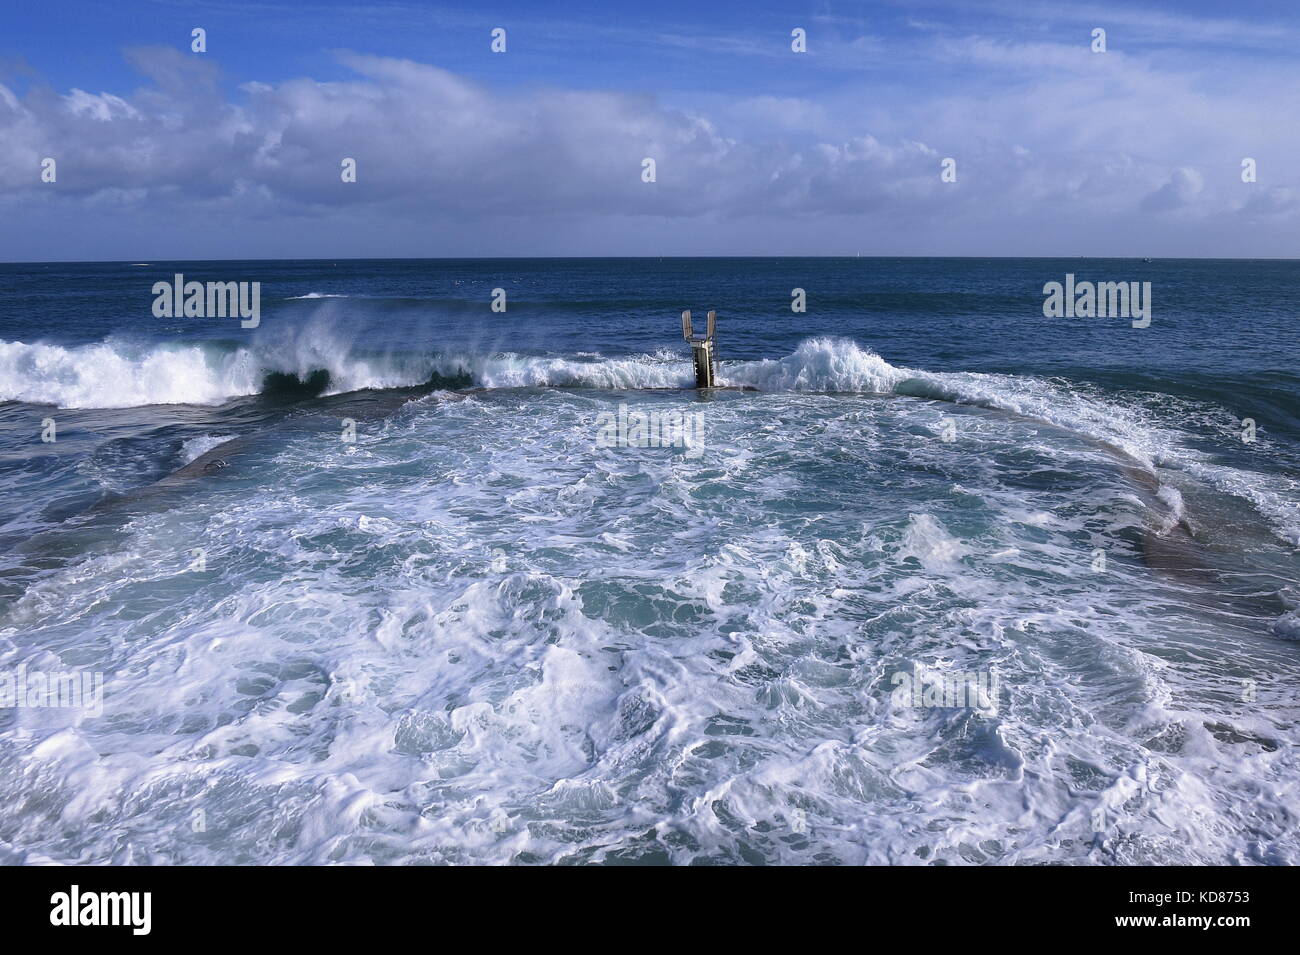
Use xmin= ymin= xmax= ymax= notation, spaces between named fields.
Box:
xmin=0 ymin=337 xmax=426 ymax=409
xmin=447 ymin=352 xmax=694 ymax=390
xmin=180 ymin=434 xmax=236 ymax=463
xmin=0 ymin=339 xmax=263 ymax=408
xmin=2 ymin=388 xmax=1294 ymax=865
xmin=722 ymin=337 xmax=911 ymax=393
xmin=1 ymin=334 xmax=1294 ymax=544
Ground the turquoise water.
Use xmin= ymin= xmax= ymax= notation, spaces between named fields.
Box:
xmin=0 ymin=258 xmax=1296 ymax=864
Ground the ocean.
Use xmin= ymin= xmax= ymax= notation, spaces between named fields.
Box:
xmin=0 ymin=257 xmax=1296 ymax=865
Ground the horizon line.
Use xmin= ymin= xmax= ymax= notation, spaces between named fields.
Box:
xmin=5 ymin=255 xmax=1300 ymax=266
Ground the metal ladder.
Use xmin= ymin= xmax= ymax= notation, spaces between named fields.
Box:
xmin=681 ymin=309 xmax=717 ymax=388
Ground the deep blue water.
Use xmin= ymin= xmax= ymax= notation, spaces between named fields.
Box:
xmin=3 ymin=256 xmax=1298 ymax=379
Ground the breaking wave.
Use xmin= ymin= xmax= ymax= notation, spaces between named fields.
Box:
xmin=1 ymin=334 xmax=1294 ymax=544
xmin=0 ymin=334 xmax=1060 ymax=405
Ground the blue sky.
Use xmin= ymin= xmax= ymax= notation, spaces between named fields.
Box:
xmin=2 ymin=0 xmax=1298 ymax=259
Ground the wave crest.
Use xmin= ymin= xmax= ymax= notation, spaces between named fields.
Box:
xmin=722 ymin=337 xmax=910 ymax=392
xmin=2 ymin=334 xmax=1294 ymax=556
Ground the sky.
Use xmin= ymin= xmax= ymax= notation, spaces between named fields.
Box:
xmin=1 ymin=0 xmax=1298 ymax=260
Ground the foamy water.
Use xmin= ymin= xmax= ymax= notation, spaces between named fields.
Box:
xmin=1 ymin=254 xmax=1297 ymax=865
xmin=4 ymin=334 xmax=1294 ymax=547
xmin=1 ymin=339 xmax=1297 ymax=865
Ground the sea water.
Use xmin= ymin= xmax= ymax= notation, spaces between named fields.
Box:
xmin=0 ymin=257 xmax=1296 ymax=864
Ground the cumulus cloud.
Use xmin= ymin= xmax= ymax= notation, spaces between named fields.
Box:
xmin=1140 ymin=167 xmax=1204 ymax=213
xmin=0 ymin=34 xmax=1297 ymax=257
xmin=1 ymin=48 xmax=948 ymax=220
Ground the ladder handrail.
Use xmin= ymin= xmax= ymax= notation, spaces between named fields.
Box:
xmin=682 ymin=309 xmax=716 ymax=343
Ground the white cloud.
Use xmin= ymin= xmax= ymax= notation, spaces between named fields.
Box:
xmin=0 ymin=37 xmax=1297 ymax=257
xmin=63 ymin=89 xmax=141 ymax=122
